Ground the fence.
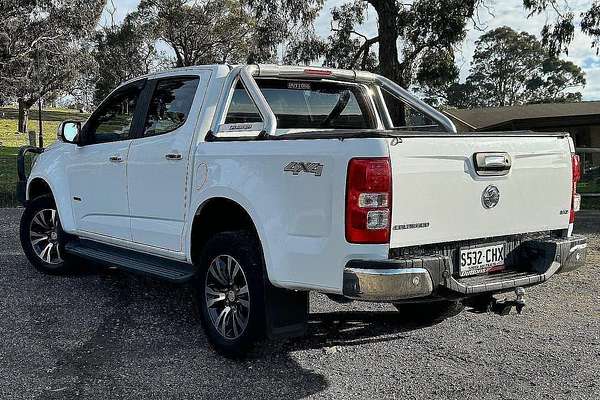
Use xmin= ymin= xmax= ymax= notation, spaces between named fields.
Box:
xmin=576 ymin=148 xmax=600 ymax=209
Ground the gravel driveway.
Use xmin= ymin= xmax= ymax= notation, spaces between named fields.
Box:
xmin=1 ymin=208 xmax=598 ymax=400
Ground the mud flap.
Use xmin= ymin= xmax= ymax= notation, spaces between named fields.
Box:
xmin=265 ymin=284 xmax=309 ymax=340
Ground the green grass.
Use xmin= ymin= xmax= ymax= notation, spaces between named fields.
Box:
xmin=578 ymin=179 xmax=600 ymax=194
xmin=0 ymin=107 xmax=88 ymax=207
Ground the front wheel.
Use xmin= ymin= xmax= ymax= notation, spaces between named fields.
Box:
xmin=20 ymin=195 xmax=73 ymax=274
xmin=195 ymin=231 xmax=266 ymax=357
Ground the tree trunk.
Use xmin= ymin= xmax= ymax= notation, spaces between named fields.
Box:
xmin=370 ymin=0 xmax=406 ymax=126
xmin=372 ymin=0 xmax=400 ymax=84
xmin=17 ymin=99 xmax=30 ymax=134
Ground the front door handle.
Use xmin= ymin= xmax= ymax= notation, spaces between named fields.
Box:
xmin=165 ymin=153 xmax=182 ymax=160
xmin=109 ymin=155 xmax=123 ymax=163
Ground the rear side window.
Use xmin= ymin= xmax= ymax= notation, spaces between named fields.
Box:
xmin=224 ymin=79 xmax=375 ymax=130
xmin=143 ymin=77 xmax=199 ymax=137
xmin=381 ymin=89 xmax=440 ymax=131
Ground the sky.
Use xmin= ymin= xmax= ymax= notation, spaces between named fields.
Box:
xmin=101 ymin=0 xmax=600 ymax=100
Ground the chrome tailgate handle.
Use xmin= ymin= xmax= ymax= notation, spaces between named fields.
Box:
xmin=473 ymin=152 xmax=511 ymax=176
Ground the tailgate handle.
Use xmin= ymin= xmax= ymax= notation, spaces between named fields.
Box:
xmin=473 ymin=152 xmax=511 ymax=176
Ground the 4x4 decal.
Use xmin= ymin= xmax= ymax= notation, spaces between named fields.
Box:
xmin=284 ymin=161 xmax=323 ymax=177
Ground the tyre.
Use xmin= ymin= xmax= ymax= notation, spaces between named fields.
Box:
xmin=393 ymin=300 xmax=464 ymax=324
xmin=20 ymin=195 xmax=73 ymax=274
xmin=195 ymin=230 xmax=266 ymax=357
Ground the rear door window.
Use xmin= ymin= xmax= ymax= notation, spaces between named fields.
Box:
xmin=223 ymin=79 xmax=375 ymax=132
xmin=143 ymin=77 xmax=200 ymax=137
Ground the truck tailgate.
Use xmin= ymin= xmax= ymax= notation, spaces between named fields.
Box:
xmin=387 ymin=134 xmax=573 ymax=248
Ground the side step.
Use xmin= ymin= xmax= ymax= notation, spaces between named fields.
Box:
xmin=65 ymin=239 xmax=196 ymax=283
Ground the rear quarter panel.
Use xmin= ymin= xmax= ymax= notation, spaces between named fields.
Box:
xmin=187 ymin=138 xmax=390 ymax=293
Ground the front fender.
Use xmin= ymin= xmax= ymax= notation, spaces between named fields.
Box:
xmin=26 ymin=145 xmax=76 ymax=233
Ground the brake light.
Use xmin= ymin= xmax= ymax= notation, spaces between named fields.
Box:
xmin=303 ymin=68 xmax=332 ymax=77
xmin=346 ymin=158 xmax=392 ymax=244
xmin=570 ymin=154 xmax=581 ymax=223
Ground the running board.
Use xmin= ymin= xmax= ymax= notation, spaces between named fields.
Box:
xmin=64 ymin=239 xmax=196 ymax=283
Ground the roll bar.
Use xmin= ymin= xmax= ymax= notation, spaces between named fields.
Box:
xmin=373 ymin=75 xmax=457 ymax=133
xmin=210 ymin=64 xmax=457 ymax=138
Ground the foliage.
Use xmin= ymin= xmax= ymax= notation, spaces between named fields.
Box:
xmin=131 ymin=0 xmax=253 ymax=67
xmin=246 ymin=0 xmax=324 ymax=62
xmin=285 ymin=0 xmax=479 ymax=97
xmin=524 ymin=0 xmax=600 ymax=55
xmin=446 ymin=26 xmax=586 ymax=108
xmin=0 ymin=0 xmax=105 ymax=132
xmin=92 ymin=18 xmax=160 ymax=103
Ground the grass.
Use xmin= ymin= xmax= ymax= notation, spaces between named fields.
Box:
xmin=0 ymin=107 xmax=88 ymax=207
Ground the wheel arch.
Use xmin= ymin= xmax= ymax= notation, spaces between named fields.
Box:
xmin=26 ymin=174 xmax=77 ymax=233
xmin=189 ymin=197 xmax=266 ymax=269
xmin=27 ymin=177 xmax=53 ymax=201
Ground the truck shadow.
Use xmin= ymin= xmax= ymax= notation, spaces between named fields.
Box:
xmin=258 ymin=310 xmax=443 ymax=356
xmin=28 ymin=264 xmax=440 ymax=400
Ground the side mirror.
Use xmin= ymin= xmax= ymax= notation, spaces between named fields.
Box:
xmin=58 ymin=121 xmax=81 ymax=145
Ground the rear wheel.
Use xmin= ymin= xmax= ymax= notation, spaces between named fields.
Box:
xmin=20 ymin=195 xmax=73 ymax=274
xmin=393 ymin=300 xmax=464 ymax=324
xmin=195 ymin=231 xmax=266 ymax=357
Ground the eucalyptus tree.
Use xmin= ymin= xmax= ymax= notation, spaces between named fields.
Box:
xmin=0 ymin=0 xmax=105 ymax=133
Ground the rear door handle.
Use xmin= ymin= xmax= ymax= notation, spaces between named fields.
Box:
xmin=165 ymin=153 xmax=182 ymax=160
xmin=109 ymin=155 xmax=123 ymax=163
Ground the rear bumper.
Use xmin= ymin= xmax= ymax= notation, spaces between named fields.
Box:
xmin=343 ymin=234 xmax=587 ymax=302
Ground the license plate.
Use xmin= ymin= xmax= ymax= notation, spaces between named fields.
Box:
xmin=459 ymin=243 xmax=505 ymax=277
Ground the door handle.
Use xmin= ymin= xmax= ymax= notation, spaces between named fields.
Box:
xmin=165 ymin=153 xmax=182 ymax=160
xmin=109 ymin=155 xmax=123 ymax=163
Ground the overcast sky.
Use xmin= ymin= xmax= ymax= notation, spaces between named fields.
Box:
xmin=102 ymin=0 xmax=600 ymax=100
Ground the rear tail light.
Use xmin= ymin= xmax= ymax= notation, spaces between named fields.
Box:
xmin=346 ymin=158 xmax=392 ymax=243
xmin=570 ymin=154 xmax=581 ymax=223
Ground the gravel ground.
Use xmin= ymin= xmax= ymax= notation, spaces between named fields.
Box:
xmin=1 ymin=208 xmax=598 ymax=400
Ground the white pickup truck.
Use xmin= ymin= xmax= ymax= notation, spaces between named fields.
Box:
xmin=17 ymin=64 xmax=587 ymax=356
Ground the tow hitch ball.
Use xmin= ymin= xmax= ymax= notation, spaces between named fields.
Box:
xmin=466 ymin=287 xmax=526 ymax=315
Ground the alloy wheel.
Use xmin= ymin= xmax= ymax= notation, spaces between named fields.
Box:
xmin=29 ymin=209 xmax=63 ymax=265
xmin=205 ymin=254 xmax=250 ymax=340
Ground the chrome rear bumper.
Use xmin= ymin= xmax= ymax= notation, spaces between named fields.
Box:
xmin=343 ymin=234 xmax=587 ymax=302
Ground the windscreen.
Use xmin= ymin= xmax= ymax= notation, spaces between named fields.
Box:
xmin=224 ymin=79 xmax=375 ymax=130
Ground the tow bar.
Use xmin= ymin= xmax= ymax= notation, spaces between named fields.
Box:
xmin=465 ymin=287 xmax=526 ymax=315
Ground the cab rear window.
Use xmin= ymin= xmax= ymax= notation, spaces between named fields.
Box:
xmin=224 ymin=79 xmax=375 ymax=130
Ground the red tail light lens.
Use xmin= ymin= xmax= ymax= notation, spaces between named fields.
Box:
xmin=570 ymin=154 xmax=581 ymax=223
xmin=346 ymin=158 xmax=392 ymax=243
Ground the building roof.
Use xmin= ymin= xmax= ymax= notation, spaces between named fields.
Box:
xmin=444 ymin=101 xmax=600 ymax=130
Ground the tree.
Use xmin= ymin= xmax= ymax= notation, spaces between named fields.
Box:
xmin=0 ymin=0 xmax=105 ymax=133
xmin=286 ymin=0 xmax=479 ymax=89
xmin=92 ymin=18 xmax=160 ymax=103
xmin=245 ymin=0 xmax=324 ymax=62
xmin=524 ymin=0 xmax=600 ymax=55
xmin=446 ymin=26 xmax=586 ymax=108
xmin=131 ymin=0 xmax=255 ymax=67
xmin=130 ymin=0 xmax=324 ymax=67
